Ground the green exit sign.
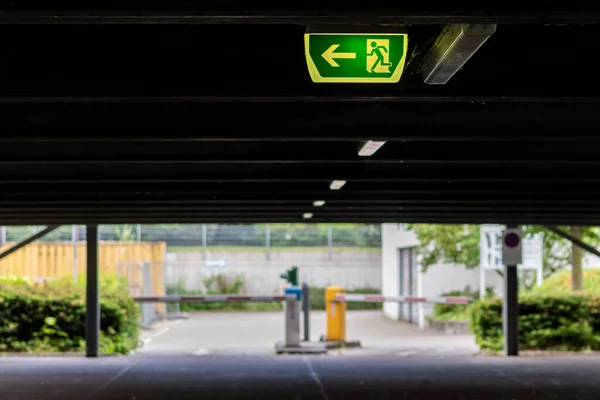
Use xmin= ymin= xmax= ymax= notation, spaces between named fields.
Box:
xmin=304 ymin=33 xmax=408 ymax=83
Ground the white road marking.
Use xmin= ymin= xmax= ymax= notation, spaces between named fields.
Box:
xmin=192 ymin=348 xmax=211 ymax=356
xmin=397 ymin=350 xmax=418 ymax=356
xmin=303 ymin=356 xmax=330 ymax=400
xmin=142 ymin=326 xmax=171 ymax=346
xmin=437 ymin=346 xmax=456 ymax=353
xmin=90 ymin=360 xmax=141 ymax=398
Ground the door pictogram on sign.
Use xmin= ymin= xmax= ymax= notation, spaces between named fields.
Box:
xmin=367 ymin=39 xmax=392 ymax=73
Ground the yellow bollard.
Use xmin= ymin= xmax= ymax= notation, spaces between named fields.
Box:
xmin=325 ymin=286 xmax=346 ymax=342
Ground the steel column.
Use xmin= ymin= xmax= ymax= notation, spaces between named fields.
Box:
xmin=545 ymin=225 xmax=600 ymax=258
xmin=328 ymin=226 xmax=333 ymax=260
xmin=72 ymin=225 xmax=78 ymax=282
xmin=302 ymin=282 xmax=310 ymax=342
xmin=202 ymin=224 xmax=208 ymax=259
xmin=0 ymin=225 xmax=59 ymax=261
xmin=266 ymin=224 xmax=271 ymax=260
xmin=503 ymin=224 xmax=519 ymax=356
xmin=408 ymin=247 xmax=414 ymax=324
xmin=86 ymin=224 xmax=100 ymax=358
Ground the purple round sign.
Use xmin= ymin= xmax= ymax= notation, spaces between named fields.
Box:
xmin=504 ymin=232 xmax=520 ymax=248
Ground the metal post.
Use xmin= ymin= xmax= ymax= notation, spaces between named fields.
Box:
xmin=136 ymin=224 xmax=142 ymax=242
xmin=327 ymin=226 xmax=333 ymax=261
xmin=0 ymin=226 xmax=6 ymax=246
xmin=266 ymin=224 xmax=271 ymax=261
xmin=536 ymin=262 xmax=543 ymax=287
xmin=285 ymin=296 xmax=301 ymax=347
xmin=141 ymin=262 xmax=156 ymax=326
xmin=416 ymin=253 xmax=425 ymax=329
xmin=302 ymin=282 xmax=310 ymax=342
xmin=174 ymin=260 xmax=181 ymax=316
xmin=480 ymin=264 xmax=486 ymax=300
xmin=408 ymin=247 xmax=413 ymax=324
xmin=0 ymin=225 xmax=60 ymax=261
xmin=503 ymin=224 xmax=519 ymax=357
xmin=86 ymin=225 xmax=100 ymax=358
xmin=72 ymin=225 xmax=78 ymax=283
xmin=398 ymin=248 xmax=404 ymax=320
xmin=201 ymin=224 xmax=207 ymax=259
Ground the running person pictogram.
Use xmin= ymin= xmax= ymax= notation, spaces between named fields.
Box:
xmin=367 ymin=41 xmax=392 ymax=73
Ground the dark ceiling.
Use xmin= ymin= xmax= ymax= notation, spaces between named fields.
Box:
xmin=1 ymin=2 xmax=600 ymax=225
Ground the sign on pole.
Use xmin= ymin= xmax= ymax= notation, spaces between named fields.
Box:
xmin=304 ymin=33 xmax=408 ymax=83
xmin=479 ymin=225 xmax=544 ymax=299
xmin=502 ymin=229 xmax=523 ymax=266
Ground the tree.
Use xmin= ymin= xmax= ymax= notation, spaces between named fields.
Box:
xmin=406 ymin=224 xmax=600 ymax=292
xmin=113 ymin=224 xmax=136 ymax=241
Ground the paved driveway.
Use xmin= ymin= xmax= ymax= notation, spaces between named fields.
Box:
xmin=139 ymin=310 xmax=477 ymax=355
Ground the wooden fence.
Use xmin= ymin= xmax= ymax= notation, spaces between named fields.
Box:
xmin=0 ymin=241 xmax=167 ymax=313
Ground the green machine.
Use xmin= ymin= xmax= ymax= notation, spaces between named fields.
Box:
xmin=280 ymin=266 xmax=298 ymax=286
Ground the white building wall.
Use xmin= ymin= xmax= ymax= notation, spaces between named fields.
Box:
xmin=381 ymin=223 xmax=504 ymax=324
xmin=165 ymin=249 xmax=382 ymax=293
xmin=381 ymin=224 xmax=419 ymax=320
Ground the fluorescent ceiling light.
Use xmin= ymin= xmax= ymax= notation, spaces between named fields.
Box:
xmin=313 ymin=200 xmax=326 ymax=207
xmin=303 ymin=213 xmax=314 ymax=219
xmin=329 ymin=180 xmax=346 ymax=190
xmin=422 ymin=24 xmax=496 ymax=85
xmin=358 ymin=140 xmax=387 ymax=156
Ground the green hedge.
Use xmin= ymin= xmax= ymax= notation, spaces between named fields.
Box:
xmin=166 ymin=275 xmax=282 ymax=312
xmin=0 ymin=276 xmax=139 ymax=354
xmin=309 ymin=287 xmax=382 ymax=311
xmin=167 ymin=278 xmax=380 ymax=312
xmin=430 ymin=285 xmax=494 ymax=321
xmin=470 ymin=294 xmax=600 ymax=352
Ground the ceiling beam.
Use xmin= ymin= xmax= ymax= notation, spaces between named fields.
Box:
xmin=1 ymin=9 xmax=599 ymax=25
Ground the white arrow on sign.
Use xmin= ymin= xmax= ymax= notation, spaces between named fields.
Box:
xmin=321 ymin=44 xmax=356 ymax=67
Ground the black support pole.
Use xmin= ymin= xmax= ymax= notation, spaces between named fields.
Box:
xmin=0 ymin=225 xmax=60 ymax=261
xmin=503 ymin=224 xmax=519 ymax=356
xmin=86 ymin=224 xmax=100 ymax=358
xmin=302 ymin=282 xmax=310 ymax=342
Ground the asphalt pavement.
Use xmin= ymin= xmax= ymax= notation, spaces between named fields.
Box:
xmin=2 ymin=354 xmax=600 ymax=400
xmin=138 ymin=310 xmax=478 ymax=356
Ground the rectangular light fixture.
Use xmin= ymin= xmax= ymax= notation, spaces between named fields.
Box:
xmin=329 ymin=180 xmax=347 ymax=190
xmin=303 ymin=213 xmax=314 ymax=219
xmin=313 ymin=200 xmax=326 ymax=207
xmin=358 ymin=140 xmax=387 ymax=156
xmin=422 ymin=24 xmax=496 ymax=85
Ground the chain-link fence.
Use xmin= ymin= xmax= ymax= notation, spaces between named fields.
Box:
xmin=0 ymin=224 xmax=381 ymax=247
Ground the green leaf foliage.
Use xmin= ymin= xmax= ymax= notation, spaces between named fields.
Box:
xmin=406 ymin=224 xmax=480 ymax=271
xmin=430 ymin=285 xmax=494 ymax=321
xmin=0 ymin=276 xmax=139 ymax=354
xmin=406 ymin=224 xmax=600 ymax=278
xmin=470 ymin=294 xmax=600 ymax=351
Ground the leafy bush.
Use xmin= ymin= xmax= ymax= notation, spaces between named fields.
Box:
xmin=0 ymin=276 xmax=139 ymax=354
xmin=529 ymin=269 xmax=600 ymax=296
xmin=308 ymin=287 xmax=382 ymax=311
xmin=166 ymin=273 xmax=282 ymax=312
xmin=430 ymin=285 xmax=494 ymax=321
xmin=470 ymin=294 xmax=600 ymax=351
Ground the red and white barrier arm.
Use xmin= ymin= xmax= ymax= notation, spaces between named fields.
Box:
xmin=133 ymin=294 xmax=295 ymax=303
xmin=334 ymin=294 xmax=470 ymax=305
